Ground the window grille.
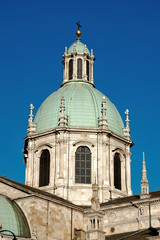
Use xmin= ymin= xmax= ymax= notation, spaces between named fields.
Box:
xmin=75 ymin=146 xmax=91 ymax=184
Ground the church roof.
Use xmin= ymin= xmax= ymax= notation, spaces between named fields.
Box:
xmin=34 ymin=82 xmax=124 ymax=136
xmin=2 ymin=176 xmax=160 ymax=211
xmin=105 ymin=227 xmax=160 ymax=239
xmin=101 ymin=191 xmax=160 ymax=208
xmin=0 ymin=177 xmax=84 ymax=211
xmin=68 ymin=40 xmax=90 ymax=55
xmin=0 ymin=194 xmax=30 ymax=238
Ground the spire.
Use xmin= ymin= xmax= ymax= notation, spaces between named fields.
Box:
xmin=141 ymin=152 xmax=149 ymax=196
xmin=27 ymin=104 xmax=36 ymax=135
xmin=123 ymin=109 xmax=131 ymax=140
xmin=142 ymin=152 xmax=148 ymax=181
xmin=64 ymin=46 xmax=67 ymax=55
xmin=58 ymin=96 xmax=68 ymax=127
xmin=29 ymin=104 xmax=34 ymax=123
xmin=98 ymin=96 xmax=108 ymax=129
xmin=76 ymin=21 xmax=82 ymax=41
xmin=91 ymin=179 xmax=100 ymax=211
xmin=84 ymin=45 xmax=87 ymax=54
xmin=91 ymin=49 xmax=94 ymax=57
xmin=86 ymin=180 xmax=106 ymax=239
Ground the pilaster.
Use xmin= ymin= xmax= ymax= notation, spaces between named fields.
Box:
xmin=126 ymin=144 xmax=132 ymax=195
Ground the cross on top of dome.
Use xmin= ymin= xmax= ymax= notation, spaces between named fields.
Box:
xmin=76 ymin=21 xmax=82 ymax=40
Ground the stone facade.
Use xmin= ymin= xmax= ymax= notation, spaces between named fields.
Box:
xmin=24 ymin=126 xmax=133 ymax=205
xmin=1 ymin=177 xmax=160 ymax=239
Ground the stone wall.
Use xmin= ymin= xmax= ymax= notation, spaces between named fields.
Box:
xmin=16 ymin=196 xmax=84 ymax=240
xmin=25 ymin=127 xmax=132 ymax=205
xmin=103 ymin=199 xmax=160 ymax=236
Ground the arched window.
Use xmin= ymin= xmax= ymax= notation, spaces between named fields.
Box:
xmin=75 ymin=146 xmax=91 ymax=184
xmin=69 ymin=59 xmax=73 ymax=80
xmin=86 ymin=60 xmax=89 ymax=81
xmin=39 ymin=149 xmax=50 ymax=187
xmin=114 ymin=153 xmax=121 ymax=190
xmin=77 ymin=58 xmax=82 ymax=79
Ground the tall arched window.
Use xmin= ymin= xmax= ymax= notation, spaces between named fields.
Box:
xmin=114 ymin=153 xmax=121 ymax=190
xmin=77 ymin=58 xmax=82 ymax=79
xmin=86 ymin=60 xmax=89 ymax=81
xmin=75 ymin=146 xmax=91 ymax=184
xmin=39 ymin=149 xmax=50 ymax=187
xmin=69 ymin=59 xmax=73 ymax=80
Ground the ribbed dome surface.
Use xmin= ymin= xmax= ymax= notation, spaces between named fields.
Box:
xmin=34 ymin=82 xmax=124 ymax=136
xmin=0 ymin=194 xmax=30 ymax=237
xmin=68 ymin=40 xmax=90 ymax=55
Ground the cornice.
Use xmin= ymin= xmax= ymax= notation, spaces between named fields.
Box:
xmin=24 ymin=127 xmax=134 ymax=147
xmin=101 ymin=197 xmax=160 ymax=212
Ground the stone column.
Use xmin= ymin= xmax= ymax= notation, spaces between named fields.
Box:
xmin=83 ymin=56 xmax=87 ymax=80
xmin=90 ymin=59 xmax=94 ymax=84
xmin=66 ymin=60 xmax=69 ymax=81
xmin=26 ymin=139 xmax=34 ymax=186
xmin=106 ymin=142 xmax=109 ymax=185
xmin=126 ymin=145 xmax=132 ymax=195
xmin=59 ymin=139 xmax=64 ymax=179
xmin=73 ymin=54 xmax=76 ymax=79
xmin=102 ymin=139 xmax=106 ymax=186
xmin=34 ymin=151 xmax=39 ymax=188
xmin=90 ymin=49 xmax=94 ymax=84
xmin=25 ymin=156 xmax=29 ymax=185
xmin=121 ymin=155 xmax=125 ymax=192
xmin=110 ymin=149 xmax=114 ymax=189
xmin=50 ymin=147 xmax=55 ymax=188
xmin=66 ymin=131 xmax=70 ymax=200
xmin=63 ymin=47 xmax=68 ymax=83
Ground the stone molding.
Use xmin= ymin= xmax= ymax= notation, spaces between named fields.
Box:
xmin=102 ymin=198 xmax=160 ymax=212
xmin=73 ymin=140 xmax=95 ymax=147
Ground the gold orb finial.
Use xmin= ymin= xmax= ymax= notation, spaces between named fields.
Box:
xmin=76 ymin=29 xmax=81 ymax=37
xmin=76 ymin=21 xmax=82 ymax=40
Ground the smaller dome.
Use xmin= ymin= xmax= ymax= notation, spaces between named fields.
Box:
xmin=68 ymin=40 xmax=90 ymax=55
xmin=0 ymin=194 xmax=30 ymax=238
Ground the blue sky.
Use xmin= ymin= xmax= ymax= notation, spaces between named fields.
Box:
xmin=0 ymin=0 xmax=160 ymax=195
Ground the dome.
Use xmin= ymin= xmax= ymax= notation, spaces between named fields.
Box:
xmin=0 ymin=194 xmax=30 ymax=238
xmin=68 ymin=40 xmax=90 ymax=55
xmin=34 ymin=82 xmax=124 ymax=136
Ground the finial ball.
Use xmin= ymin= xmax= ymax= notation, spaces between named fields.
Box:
xmin=76 ymin=29 xmax=81 ymax=37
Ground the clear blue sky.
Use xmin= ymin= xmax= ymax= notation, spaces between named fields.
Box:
xmin=0 ymin=0 xmax=160 ymax=195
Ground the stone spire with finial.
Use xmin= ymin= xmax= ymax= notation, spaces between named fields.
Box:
xmin=123 ymin=109 xmax=131 ymax=140
xmin=91 ymin=178 xmax=100 ymax=211
xmin=27 ymin=104 xmax=36 ymax=135
xmin=58 ymin=96 xmax=68 ymax=127
xmin=85 ymin=179 xmax=105 ymax=239
xmin=98 ymin=96 xmax=108 ymax=129
xmin=141 ymin=152 xmax=149 ymax=196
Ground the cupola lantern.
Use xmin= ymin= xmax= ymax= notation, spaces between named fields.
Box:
xmin=62 ymin=23 xmax=95 ymax=85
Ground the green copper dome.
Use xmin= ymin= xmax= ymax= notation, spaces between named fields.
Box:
xmin=68 ymin=40 xmax=90 ymax=55
xmin=34 ymin=82 xmax=124 ymax=136
xmin=0 ymin=194 xmax=30 ymax=238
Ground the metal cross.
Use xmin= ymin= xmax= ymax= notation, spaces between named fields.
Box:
xmin=76 ymin=21 xmax=82 ymax=30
